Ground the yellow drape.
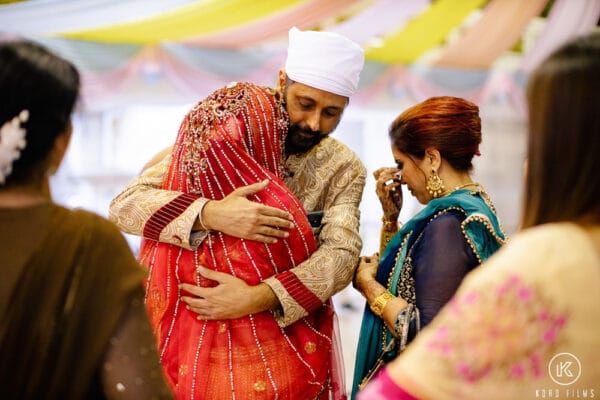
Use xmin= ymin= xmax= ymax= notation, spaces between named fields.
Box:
xmin=365 ymin=0 xmax=488 ymax=64
xmin=56 ymin=0 xmax=305 ymax=44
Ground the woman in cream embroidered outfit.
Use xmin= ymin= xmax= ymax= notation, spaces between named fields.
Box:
xmin=357 ymin=31 xmax=600 ymax=400
xmin=352 ymin=96 xmax=506 ymax=398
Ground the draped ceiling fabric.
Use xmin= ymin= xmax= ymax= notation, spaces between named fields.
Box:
xmin=0 ymin=0 xmax=598 ymax=111
xmin=184 ymin=0 xmax=363 ymax=48
xmin=0 ymin=0 xmax=201 ymax=34
xmin=58 ymin=0 xmax=308 ymax=44
xmin=434 ymin=0 xmax=549 ymax=69
xmin=364 ymin=0 xmax=488 ymax=64
xmin=520 ymin=0 xmax=600 ymax=72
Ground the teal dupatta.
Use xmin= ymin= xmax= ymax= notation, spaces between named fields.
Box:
xmin=351 ymin=189 xmax=506 ymax=399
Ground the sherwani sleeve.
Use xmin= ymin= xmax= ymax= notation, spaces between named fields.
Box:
xmin=264 ymin=155 xmax=366 ymax=327
xmin=108 ymin=154 xmax=209 ymax=251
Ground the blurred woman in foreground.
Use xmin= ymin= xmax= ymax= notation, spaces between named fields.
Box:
xmin=0 ymin=40 xmax=172 ymax=399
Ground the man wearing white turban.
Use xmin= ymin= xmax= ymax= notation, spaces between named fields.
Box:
xmin=285 ymin=27 xmax=363 ymax=98
xmin=109 ymin=27 xmax=365 ymax=399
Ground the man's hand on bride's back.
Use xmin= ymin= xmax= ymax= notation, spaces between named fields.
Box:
xmin=201 ymin=180 xmax=295 ymax=243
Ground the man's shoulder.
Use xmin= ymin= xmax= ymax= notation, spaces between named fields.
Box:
xmin=308 ymin=137 xmax=365 ymax=170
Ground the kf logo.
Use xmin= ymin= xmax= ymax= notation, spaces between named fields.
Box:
xmin=548 ymin=353 xmax=581 ymax=386
xmin=556 ymin=361 xmax=573 ymax=377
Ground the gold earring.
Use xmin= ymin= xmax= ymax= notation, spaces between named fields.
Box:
xmin=426 ymin=169 xmax=444 ymax=198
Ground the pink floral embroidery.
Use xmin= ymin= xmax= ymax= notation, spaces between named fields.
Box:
xmin=497 ymin=284 xmax=509 ymax=296
xmin=427 ymin=274 xmax=568 ymax=383
xmin=464 ymin=291 xmax=479 ymax=304
xmin=543 ymin=327 xmax=557 ymax=343
xmin=510 ymin=364 xmax=525 ymax=378
xmin=518 ymin=287 xmax=532 ymax=301
xmin=508 ymin=275 xmax=520 ymax=285
xmin=435 ymin=326 xmax=449 ymax=339
xmin=529 ymin=352 xmax=542 ymax=378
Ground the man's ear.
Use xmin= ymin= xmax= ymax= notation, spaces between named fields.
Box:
xmin=425 ymin=147 xmax=442 ymax=170
xmin=276 ymin=69 xmax=287 ymax=93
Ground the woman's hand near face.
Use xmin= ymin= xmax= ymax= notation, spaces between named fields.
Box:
xmin=374 ymin=167 xmax=403 ymax=221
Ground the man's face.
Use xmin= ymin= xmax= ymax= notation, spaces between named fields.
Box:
xmin=282 ymin=78 xmax=348 ymax=155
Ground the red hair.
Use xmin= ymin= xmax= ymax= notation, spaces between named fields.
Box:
xmin=389 ymin=96 xmax=481 ymax=171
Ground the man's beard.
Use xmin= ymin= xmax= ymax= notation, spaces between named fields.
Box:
xmin=285 ymin=123 xmax=324 ymax=155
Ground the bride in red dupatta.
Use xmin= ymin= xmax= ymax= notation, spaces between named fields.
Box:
xmin=139 ymin=82 xmax=334 ymax=399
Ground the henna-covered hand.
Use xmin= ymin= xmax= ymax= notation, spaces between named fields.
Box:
xmin=373 ymin=167 xmax=403 ymax=221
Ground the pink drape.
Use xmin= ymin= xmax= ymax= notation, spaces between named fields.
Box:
xmin=330 ymin=0 xmax=430 ymax=46
xmin=183 ymin=0 xmax=361 ymax=48
xmin=520 ymin=0 xmax=600 ymax=72
xmin=435 ymin=0 xmax=548 ymax=69
xmin=80 ymin=45 xmax=286 ymax=107
xmin=159 ymin=47 xmax=285 ymax=96
xmin=80 ymin=50 xmax=148 ymax=107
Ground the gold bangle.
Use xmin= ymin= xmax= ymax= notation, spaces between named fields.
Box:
xmin=382 ymin=218 xmax=399 ymax=232
xmin=370 ymin=291 xmax=394 ymax=318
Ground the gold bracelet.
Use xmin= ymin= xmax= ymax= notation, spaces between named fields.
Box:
xmin=380 ymin=229 xmax=395 ymax=246
xmin=370 ymin=291 xmax=394 ymax=317
xmin=382 ymin=218 xmax=399 ymax=232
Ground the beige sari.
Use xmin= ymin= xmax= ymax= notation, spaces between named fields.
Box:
xmin=388 ymin=222 xmax=600 ymax=399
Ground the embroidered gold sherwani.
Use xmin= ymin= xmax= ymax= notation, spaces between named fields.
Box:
xmin=109 ymin=135 xmax=366 ymax=327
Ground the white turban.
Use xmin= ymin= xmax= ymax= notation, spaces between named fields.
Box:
xmin=284 ymin=27 xmax=365 ymax=98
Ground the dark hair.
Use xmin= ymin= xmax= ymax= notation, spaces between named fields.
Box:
xmin=522 ymin=33 xmax=600 ymax=228
xmin=389 ymin=96 xmax=481 ymax=171
xmin=0 ymin=40 xmax=80 ymax=187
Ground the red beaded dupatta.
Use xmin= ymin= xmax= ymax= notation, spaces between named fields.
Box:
xmin=139 ymin=83 xmax=334 ymax=399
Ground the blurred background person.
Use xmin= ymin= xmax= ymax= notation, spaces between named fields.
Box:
xmin=352 ymin=96 xmax=506 ymax=398
xmin=358 ymin=32 xmax=600 ymax=400
xmin=0 ymin=40 xmax=172 ymax=400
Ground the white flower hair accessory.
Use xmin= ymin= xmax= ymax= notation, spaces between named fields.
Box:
xmin=0 ymin=110 xmax=29 ymax=185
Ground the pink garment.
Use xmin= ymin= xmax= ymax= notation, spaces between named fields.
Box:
xmin=357 ymin=368 xmax=418 ymax=400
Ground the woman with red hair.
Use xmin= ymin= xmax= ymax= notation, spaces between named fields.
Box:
xmin=352 ymin=96 xmax=506 ymax=397
xmin=357 ymin=33 xmax=600 ymax=400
